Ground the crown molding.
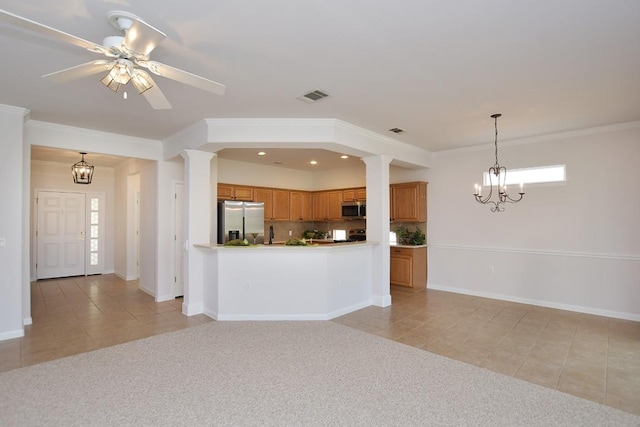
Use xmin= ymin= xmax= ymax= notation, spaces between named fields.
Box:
xmin=434 ymin=120 xmax=640 ymax=157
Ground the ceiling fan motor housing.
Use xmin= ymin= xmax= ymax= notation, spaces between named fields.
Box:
xmin=103 ymin=36 xmax=125 ymax=50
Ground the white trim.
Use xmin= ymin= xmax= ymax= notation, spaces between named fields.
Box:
xmin=155 ymin=294 xmax=174 ymax=303
xmin=429 ymin=243 xmax=640 ymax=261
xmin=0 ymin=328 xmax=24 ymax=341
xmin=139 ymin=284 xmax=156 ymax=298
xmin=23 ymin=317 xmax=32 ymax=326
xmin=372 ymin=294 xmax=392 ymax=307
xmin=183 ymin=302 xmax=204 ymax=316
xmin=434 ymin=120 xmax=640 ymax=155
xmin=428 ymin=283 xmax=640 ymax=323
xmin=212 ymin=300 xmax=372 ymax=321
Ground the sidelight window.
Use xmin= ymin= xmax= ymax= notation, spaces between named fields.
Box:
xmin=90 ymin=197 xmax=99 ymax=266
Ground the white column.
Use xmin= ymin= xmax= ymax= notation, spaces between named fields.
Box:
xmin=362 ymin=155 xmax=393 ymax=307
xmin=180 ymin=150 xmax=215 ymax=316
xmin=0 ymin=105 xmax=28 ymax=340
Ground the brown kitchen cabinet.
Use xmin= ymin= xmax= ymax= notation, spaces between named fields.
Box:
xmin=390 ymin=181 xmax=427 ymax=222
xmin=390 ymin=246 xmax=427 ymax=288
xmin=342 ymin=187 xmax=366 ymax=202
xmin=314 ymin=190 xmax=343 ymax=221
xmin=217 ymin=183 xmax=254 ymax=201
xmin=290 ymin=191 xmax=313 ymax=221
xmin=255 ymin=188 xmax=290 ymax=221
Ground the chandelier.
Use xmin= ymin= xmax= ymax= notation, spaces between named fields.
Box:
xmin=473 ymin=114 xmax=524 ymax=212
xmin=71 ymin=152 xmax=94 ymax=185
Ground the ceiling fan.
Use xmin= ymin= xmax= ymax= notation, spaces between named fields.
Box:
xmin=0 ymin=9 xmax=226 ymax=109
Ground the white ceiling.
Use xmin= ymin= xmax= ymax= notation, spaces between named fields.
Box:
xmin=2 ymin=1 xmax=639 ymax=170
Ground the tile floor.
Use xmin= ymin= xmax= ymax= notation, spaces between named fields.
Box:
xmin=1 ymin=276 xmax=638 ymax=416
xmin=334 ymin=286 xmax=640 ymax=416
xmin=0 ymin=274 xmax=212 ymax=373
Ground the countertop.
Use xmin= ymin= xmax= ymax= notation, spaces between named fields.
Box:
xmin=390 ymin=243 xmax=428 ymax=248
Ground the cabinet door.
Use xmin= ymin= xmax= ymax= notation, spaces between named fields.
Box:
xmin=272 ymin=189 xmax=290 ymax=221
xmin=391 ymin=182 xmax=426 ymax=222
xmin=390 ymin=253 xmax=413 ymax=287
xmin=342 ymin=189 xmax=355 ymax=202
xmin=312 ymin=192 xmax=328 ymax=220
xmin=234 ymin=186 xmax=254 ymax=201
xmin=290 ymin=191 xmax=312 ymax=221
xmin=217 ymin=183 xmax=234 ymax=200
xmin=354 ymin=188 xmax=367 ymax=201
xmin=300 ymin=192 xmax=312 ymax=220
xmin=327 ymin=190 xmax=343 ymax=220
xmin=253 ymin=188 xmax=273 ymax=219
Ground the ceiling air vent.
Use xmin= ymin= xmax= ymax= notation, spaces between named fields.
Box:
xmin=298 ymin=89 xmax=330 ymax=103
xmin=389 ymin=128 xmax=405 ymax=134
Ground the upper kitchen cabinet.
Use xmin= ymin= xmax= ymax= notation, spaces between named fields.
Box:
xmin=290 ymin=191 xmax=313 ymax=221
xmin=217 ymin=183 xmax=253 ymax=201
xmin=255 ymin=188 xmax=290 ymax=221
xmin=342 ymin=187 xmax=366 ymax=202
xmin=390 ymin=181 xmax=427 ymax=222
xmin=313 ymin=190 xmax=343 ymax=221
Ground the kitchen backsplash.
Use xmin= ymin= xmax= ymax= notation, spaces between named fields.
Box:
xmin=265 ymin=219 xmax=367 ymax=242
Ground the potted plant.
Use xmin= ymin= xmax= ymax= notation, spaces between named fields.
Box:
xmin=395 ymin=226 xmax=426 ymax=245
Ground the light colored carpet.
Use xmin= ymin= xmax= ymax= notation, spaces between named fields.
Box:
xmin=0 ymin=321 xmax=638 ymax=426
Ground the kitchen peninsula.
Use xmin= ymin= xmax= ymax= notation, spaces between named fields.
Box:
xmin=194 ymin=241 xmax=376 ymax=320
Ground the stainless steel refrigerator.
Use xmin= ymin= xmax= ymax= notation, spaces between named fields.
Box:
xmin=217 ymin=201 xmax=265 ymax=244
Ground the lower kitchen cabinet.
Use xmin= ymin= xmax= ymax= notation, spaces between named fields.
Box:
xmin=390 ymin=246 xmax=427 ymax=288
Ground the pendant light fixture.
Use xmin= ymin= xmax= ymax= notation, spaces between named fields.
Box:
xmin=473 ymin=114 xmax=524 ymax=212
xmin=72 ymin=152 xmax=94 ymax=184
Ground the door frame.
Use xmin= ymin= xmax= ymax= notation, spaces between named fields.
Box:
xmin=33 ymin=189 xmax=106 ymax=280
xmin=172 ymin=180 xmax=184 ymax=297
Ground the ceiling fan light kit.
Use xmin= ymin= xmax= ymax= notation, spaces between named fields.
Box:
xmin=0 ymin=8 xmax=227 ymax=109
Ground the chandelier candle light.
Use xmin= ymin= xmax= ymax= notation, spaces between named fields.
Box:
xmin=473 ymin=114 xmax=524 ymax=212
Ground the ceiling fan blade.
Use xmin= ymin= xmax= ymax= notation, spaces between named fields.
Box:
xmin=123 ymin=19 xmax=166 ymax=57
xmin=42 ymin=60 xmax=114 ymax=83
xmin=140 ymin=60 xmax=226 ymax=95
xmin=0 ymin=9 xmax=106 ymax=54
xmin=137 ymin=73 xmax=171 ymax=109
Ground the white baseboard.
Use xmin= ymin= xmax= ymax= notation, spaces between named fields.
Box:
xmin=23 ymin=317 xmax=32 ymax=326
xmin=138 ymin=284 xmax=155 ymax=298
xmin=206 ymin=300 xmax=373 ymax=321
xmin=183 ymin=302 xmax=204 ymax=316
xmin=326 ymin=300 xmax=373 ymax=319
xmin=155 ymin=294 xmax=174 ymax=303
xmin=428 ymin=283 xmax=640 ymax=322
xmin=114 ymin=271 xmax=137 ymax=281
xmin=372 ymin=294 xmax=392 ymax=307
xmin=0 ymin=328 xmax=25 ymax=341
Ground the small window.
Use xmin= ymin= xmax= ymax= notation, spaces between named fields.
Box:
xmin=483 ymin=164 xmax=566 ymax=187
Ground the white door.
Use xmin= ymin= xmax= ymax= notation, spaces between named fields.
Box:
xmin=173 ymin=183 xmax=184 ymax=297
xmin=37 ymin=191 xmax=86 ymax=279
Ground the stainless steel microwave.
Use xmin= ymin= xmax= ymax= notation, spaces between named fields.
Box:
xmin=341 ymin=201 xmax=366 ymax=219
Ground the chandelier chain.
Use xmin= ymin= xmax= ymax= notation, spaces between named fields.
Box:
xmin=494 ymin=115 xmax=500 ymax=168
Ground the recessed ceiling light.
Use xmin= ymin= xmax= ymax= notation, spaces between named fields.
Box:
xmin=340 ymin=155 xmax=349 ymax=159
xmin=257 ymin=151 xmax=266 ymax=156
xmin=310 ymin=160 xmax=318 ymax=165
